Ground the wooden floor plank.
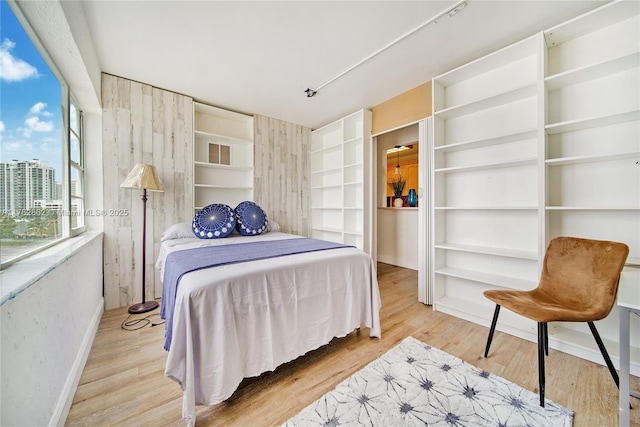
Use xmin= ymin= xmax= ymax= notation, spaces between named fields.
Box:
xmin=66 ymin=263 xmax=640 ymax=426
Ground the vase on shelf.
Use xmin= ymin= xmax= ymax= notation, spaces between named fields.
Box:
xmin=407 ymin=189 xmax=417 ymax=207
xmin=394 ymin=197 xmax=403 ymax=208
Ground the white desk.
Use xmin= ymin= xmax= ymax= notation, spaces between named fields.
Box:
xmin=618 ymin=267 xmax=640 ymax=427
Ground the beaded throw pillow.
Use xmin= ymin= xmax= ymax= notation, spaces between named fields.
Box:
xmin=235 ymin=201 xmax=268 ymax=236
xmin=192 ymin=204 xmax=236 ymax=239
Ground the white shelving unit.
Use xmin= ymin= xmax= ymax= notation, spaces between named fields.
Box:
xmin=310 ymin=110 xmax=372 ymax=252
xmin=192 ymin=103 xmax=254 ymax=212
xmin=542 ymin=0 xmax=640 ymax=353
xmin=430 ymin=0 xmax=640 ymax=370
xmin=431 ymin=34 xmax=542 ymax=316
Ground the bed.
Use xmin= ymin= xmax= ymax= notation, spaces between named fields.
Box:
xmin=156 ymin=227 xmax=382 ymax=426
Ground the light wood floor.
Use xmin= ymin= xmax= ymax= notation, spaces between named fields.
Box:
xmin=67 ymin=263 xmax=640 ymax=426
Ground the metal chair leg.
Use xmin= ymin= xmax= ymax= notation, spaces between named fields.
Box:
xmin=543 ymin=322 xmax=549 ymax=356
xmin=538 ymin=322 xmax=546 ymax=407
xmin=588 ymin=321 xmax=619 ymax=388
xmin=484 ymin=305 xmax=501 ymax=358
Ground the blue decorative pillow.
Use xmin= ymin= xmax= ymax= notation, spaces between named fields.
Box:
xmin=192 ymin=204 xmax=236 ymax=239
xmin=235 ymin=201 xmax=268 ymax=236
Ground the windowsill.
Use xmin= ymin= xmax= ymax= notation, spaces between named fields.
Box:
xmin=0 ymin=231 xmax=103 ymax=307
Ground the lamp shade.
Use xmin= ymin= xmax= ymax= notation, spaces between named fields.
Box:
xmin=120 ymin=164 xmax=164 ymax=191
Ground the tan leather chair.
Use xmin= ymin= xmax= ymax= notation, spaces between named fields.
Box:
xmin=483 ymin=236 xmax=629 ymax=407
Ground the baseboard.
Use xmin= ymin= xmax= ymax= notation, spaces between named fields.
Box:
xmin=50 ymin=297 xmax=104 ymax=427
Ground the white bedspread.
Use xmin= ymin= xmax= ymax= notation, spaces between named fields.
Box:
xmin=156 ymin=232 xmax=382 ymax=426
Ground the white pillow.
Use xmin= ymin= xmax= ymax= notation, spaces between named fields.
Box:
xmin=267 ymin=221 xmax=280 ymax=232
xmin=161 ymin=222 xmax=195 ymax=241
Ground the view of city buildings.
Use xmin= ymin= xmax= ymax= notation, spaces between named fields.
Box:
xmin=0 ymin=160 xmax=80 ymax=240
xmin=0 ymin=159 xmax=58 ymax=215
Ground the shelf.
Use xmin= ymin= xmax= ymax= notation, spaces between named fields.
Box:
xmin=545 ymin=52 xmax=640 ymax=91
xmin=311 ymin=166 xmax=342 ymax=175
xmin=434 ymin=84 xmax=536 ymax=120
xmin=624 ymin=257 xmax=640 ymax=267
xmin=343 ymin=162 xmax=362 ymax=169
xmin=546 ymin=109 xmax=640 ymax=135
xmin=434 ymin=35 xmax=538 ymax=87
xmin=311 ymin=226 xmax=342 ymax=234
xmin=435 ymin=266 xmax=537 ymax=291
xmin=546 ymin=151 xmax=639 ymax=166
xmin=194 ymin=130 xmax=251 ymax=145
xmin=311 ymin=184 xmax=342 ymax=190
xmin=435 ymin=206 xmax=538 ymax=211
xmin=194 ymin=161 xmax=252 ymax=171
xmin=311 ymin=206 xmax=342 ymax=211
xmin=544 ymin=0 xmax=639 ymax=47
xmin=344 ymin=136 xmax=363 ymax=145
xmin=435 ymin=129 xmax=537 ymax=153
xmin=434 ymin=242 xmax=538 ymax=260
xmin=310 ymin=142 xmax=342 ymax=155
xmin=546 ymin=206 xmax=639 ymax=211
xmin=435 ymin=157 xmax=537 ymax=174
xmin=195 ymin=184 xmax=251 ymax=190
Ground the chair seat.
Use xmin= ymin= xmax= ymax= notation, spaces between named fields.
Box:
xmin=483 ymin=288 xmax=601 ymax=323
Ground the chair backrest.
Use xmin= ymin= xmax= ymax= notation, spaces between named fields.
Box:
xmin=539 ymin=236 xmax=629 ymax=321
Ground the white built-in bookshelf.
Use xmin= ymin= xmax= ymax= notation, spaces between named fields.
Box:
xmin=193 ymin=103 xmax=254 ymax=212
xmin=430 ymin=0 xmax=639 ymax=367
xmin=310 ymin=110 xmax=372 ymax=252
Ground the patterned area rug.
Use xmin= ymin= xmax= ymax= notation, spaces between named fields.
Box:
xmin=283 ymin=336 xmax=573 ymax=426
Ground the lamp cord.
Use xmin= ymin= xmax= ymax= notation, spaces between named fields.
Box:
xmin=121 ymin=303 xmax=165 ymax=331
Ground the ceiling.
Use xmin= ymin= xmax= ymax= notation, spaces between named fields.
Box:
xmin=80 ymin=0 xmax=607 ymax=130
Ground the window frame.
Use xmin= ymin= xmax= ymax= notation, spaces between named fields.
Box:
xmin=69 ymin=98 xmax=86 ymax=236
xmin=0 ymin=1 xmax=86 ymax=269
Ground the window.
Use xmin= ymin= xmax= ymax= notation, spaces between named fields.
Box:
xmin=0 ymin=0 xmax=85 ymax=267
xmin=69 ymin=100 xmax=85 ymax=233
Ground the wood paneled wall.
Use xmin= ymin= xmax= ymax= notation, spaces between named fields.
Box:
xmin=371 ymin=81 xmax=432 ymax=134
xmin=253 ymin=115 xmax=311 ymax=237
xmin=102 ymin=74 xmax=193 ymax=309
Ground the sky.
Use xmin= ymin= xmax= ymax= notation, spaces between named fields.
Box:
xmin=0 ymin=0 xmax=62 ymax=179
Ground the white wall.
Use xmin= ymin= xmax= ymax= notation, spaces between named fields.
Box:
xmin=0 ymin=233 xmax=104 ymax=426
xmin=377 ymin=208 xmax=419 ymax=270
xmin=1 ymin=3 xmax=105 ymax=426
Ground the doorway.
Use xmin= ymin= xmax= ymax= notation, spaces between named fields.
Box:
xmin=370 ymin=118 xmax=431 ymax=304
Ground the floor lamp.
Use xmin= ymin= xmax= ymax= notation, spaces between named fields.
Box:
xmin=121 ymin=163 xmax=164 ymax=314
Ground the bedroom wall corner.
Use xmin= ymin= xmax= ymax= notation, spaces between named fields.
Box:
xmin=101 ymin=73 xmax=194 ymax=310
xmin=254 ymin=115 xmax=311 ymax=237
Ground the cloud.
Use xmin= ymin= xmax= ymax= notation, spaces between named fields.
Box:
xmin=29 ymin=102 xmax=52 ymax=116
xmin=0 ymin=121 xmax=4 ymax=132
xmin=21 ymin=116 xmax=54 ymax=137
xmin=0 ymin=38 xmax=38 ymax=82
xmin=20 ymin=103 xmax=55 ymax=137
xmin=2 ymin=141 xmax=34 ymax=153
